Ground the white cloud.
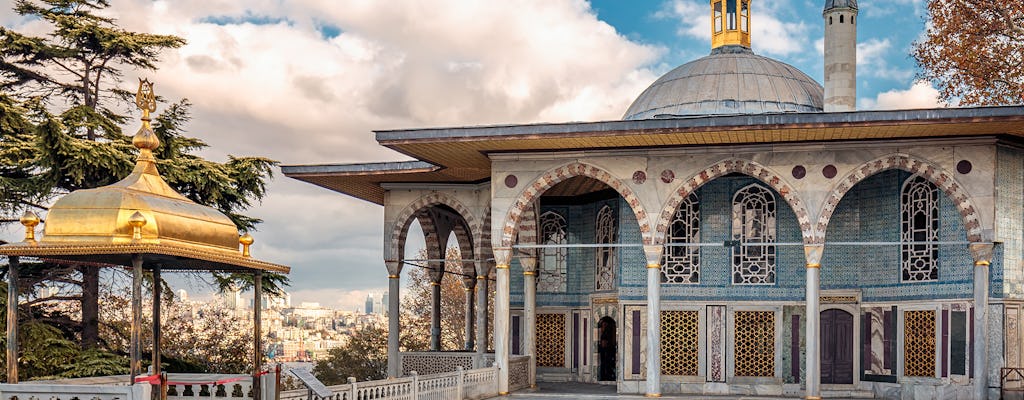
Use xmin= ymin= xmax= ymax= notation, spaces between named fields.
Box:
xmin=859 ymin=80 xmax=943 ymax=110
xmin=2 ymin=0 xmax=664 ymax=306
xmin=855 ymin=38 xmax=914 ymax=81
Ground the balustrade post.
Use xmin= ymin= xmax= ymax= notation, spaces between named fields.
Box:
xmin=348 ymin=377 xmax=357 ymax=400
xmin=410 ymin=372 xmax=419 ymax=400
xmin=456 ymin=366 xmax=465 ymax=400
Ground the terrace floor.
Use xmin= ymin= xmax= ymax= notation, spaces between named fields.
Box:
xmin=508 ymin=382 xmax=874 ymax=400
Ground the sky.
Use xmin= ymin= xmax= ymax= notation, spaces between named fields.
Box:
xmin=0 ymin=0 xmax=944 ymax=311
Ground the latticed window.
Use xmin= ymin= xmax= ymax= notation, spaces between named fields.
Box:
xmin=595 ymin=205 xmax=617 ymax=291
xmin=901 ymin=176 xmax=939 ymax=282
xmin=661 ymin=311 xmax=699 ymax=376
xmin=903 ymin=310 xmax=936 ymax=377
xmin=734 ymin=311 xmax=775 ymax=377
xmin=536 ymin=313 xmax=566 ymax=367
xmin=731 ymin=184 xmax=777 ymax=285
xmin=539 ymin=211 xmax=568 ymax=292
xmin=663 ymin=193 xmax=700 ymax=284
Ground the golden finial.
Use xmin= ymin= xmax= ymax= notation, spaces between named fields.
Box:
xmin=128 ymin=211 xmax=147 ymax=240
xmin=239 ymin=233 xmax=254 ymax=258
xmin=133 ymin=78 xmax=160 ymax=153
xmin=20 ymin=211 xmax=40 ymax=243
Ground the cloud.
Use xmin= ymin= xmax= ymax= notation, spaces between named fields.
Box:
xmin=859 ymin=81 xmax=943 ymax=110
xmin=1 ymin=1 xmax=663 ymax=307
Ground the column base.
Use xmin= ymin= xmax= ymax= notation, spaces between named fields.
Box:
xmin=644 ymin=393 xmax=661 ymax=398
xmin=498 ymin=392 xmax=509 ymax=396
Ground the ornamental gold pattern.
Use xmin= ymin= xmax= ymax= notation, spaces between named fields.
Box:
xmin=660 ymin=310 xmax=699 ymax=376
xmin=536 ymin=313 xmax=566 ymax=368
xmin=733 ymin=311 xmax=775 ymax=377
xmin=903 ymin=310 xmax=936 ymax=377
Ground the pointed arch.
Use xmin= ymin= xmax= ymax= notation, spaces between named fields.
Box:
xmin=654 ymin=158 xmax=813 ymax=244
xmin=498 ymin=162 xmax=651 ymax=248
xmin=814 ymin=154 xmax=984 ymax=244
xmin=390 ymin=191 xmax=478 ymax=264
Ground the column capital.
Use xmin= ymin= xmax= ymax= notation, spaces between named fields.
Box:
xmin=969 ymin=243 xmax=994 ymax=266
xmin=385 ymin=260 xmax=403 ymax=276
xmin=493 ymin=247 xmax=513 ymax=269
xmin=804 ymin=244 xmax=824 ymax=267
xmin=519 ymin=256 xmax=538 ymax=273
xmin=428 ymin=261 xmax=445 ymax=284
xmin=643 ymin=245 xmax=663 ymax=267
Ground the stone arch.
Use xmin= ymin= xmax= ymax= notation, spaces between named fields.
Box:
xmin=814 ymin=153 xmax=983 ymax=244
xmin=391 ymin=192 xmax=479 ymax=264
xmin=654 ymin=158 xmax=814 ymax=244
xmin=499 ymin=162 xmax=651 ymax=248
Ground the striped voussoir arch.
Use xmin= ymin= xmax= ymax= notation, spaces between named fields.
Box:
xmin=391 ymin=192 xmax=479 ymax=267
xmin=814 ymin=153 xmax=984 ymax=244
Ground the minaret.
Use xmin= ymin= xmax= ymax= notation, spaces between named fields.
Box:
xmin=711 ymin=0 xmax=751 ymax=51
xmin=823 ymin=0 xmax=858 ymax=111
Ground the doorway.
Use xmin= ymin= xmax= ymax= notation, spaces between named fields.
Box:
xmin=598 ymin=316 xmax=617 ymax=381
xmin=821 ymin=309 xmax=854 ymax=384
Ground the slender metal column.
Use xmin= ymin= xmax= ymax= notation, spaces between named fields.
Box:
xmin=253 ymin=270 xmax=263 ymax=400
xmin=475 ymin=261 xmax=491 ymax=365
xmin=430 ymin=262 xmax=444 ymax=351
xmin=804 ymin=245 xmax=823 ymax=400
xmin=130 ymin=254 xmax=144 ymax=382
xmin=971 ymin=243 xmax=994 ymax=400
xmin=152 ymin=264 xmax=162 ymax=377
xmin=463 ymin=266 xmax=476 ymax=351
xmin=520 ymin=256 xmax=538 ymax=388
xmin=643 ymin=245 xmax=662 ymax=397
xmin=494 ymin=248 xmax=512 ymax=395
xmin=385 ymin=261 xmax=403 ymax=378
xmin=6 ymin=256 xmax=19 ymax=383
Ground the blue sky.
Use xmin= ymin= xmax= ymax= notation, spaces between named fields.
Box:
xmin=1 ymin=0 xmax=944 ymax=310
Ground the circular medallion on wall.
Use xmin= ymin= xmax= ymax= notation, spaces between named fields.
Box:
xmin=791 ymin=165 xmax=806 ymax=179
xmin=504 ymin=174 xmax=518 ymax=188
xmin=660 ymin=169 xmax=675 ymax=184
xmin=956 ymin=160 xmax=972 ymax=175
xmin=632 ymin=170 xmax=647 ymax=185
xmin=822 ymin=164 xmax=837 ymax=179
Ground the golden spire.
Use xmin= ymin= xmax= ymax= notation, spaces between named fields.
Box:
xmin=133 ymin=79 xmax=161 ymax=160
xmin=239 ymin=233 xmax=254 ymax=258
xmin=20 ymin=211 xmax=39 ymax=244
xmin=711 ymin=0 xmax=751 ymax=50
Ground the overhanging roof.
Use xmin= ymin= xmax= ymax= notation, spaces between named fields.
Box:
xmin=284 ymin=106 xmax=1024 ymax=204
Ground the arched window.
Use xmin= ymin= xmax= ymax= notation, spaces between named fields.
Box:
xmin=731 ymin=184 xmax=776 ymax=285
xmin=740 ymin=1 xmax=749 ymax=32
xmin=595 ymin=205 xmax=617 ymax=291
xmin=714 ymin=1 xmax=723 ymax=32
xmin=539 ymin=211 xmax=568 ymax=292
xmin=901 ymin=176 xmax=939 ymax=282
xmin=663 ymin=193 xmax=700 ymax=284
xmin=840 ymin=14 xmax=845 ymax=23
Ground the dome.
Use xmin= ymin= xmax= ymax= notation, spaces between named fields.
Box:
xmin=824 ymin=0 xmax=858 ymax=11
xmin=622 ymin=46 xmax=824 ymax=120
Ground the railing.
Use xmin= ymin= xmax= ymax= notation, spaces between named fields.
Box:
xmin=1003 ymin=368 xmax=1024 ymax=400
xmin=400 ymin=352 xmax=476 ymax=376
xmin=0 ymin=382 xmax=150 ymax=400
xmin=508 ymin=355 xmax=529 ymax=391
xmin=281 ymin=365 xmax=499 ymax=400
xmin=162 ymin=373 xmax=275 ymax=400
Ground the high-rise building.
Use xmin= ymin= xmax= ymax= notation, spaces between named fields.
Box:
xmin=381 ymin=292 xmax=389 ymax=314
xmin=364 ymin=293 xmax=374 ymax=314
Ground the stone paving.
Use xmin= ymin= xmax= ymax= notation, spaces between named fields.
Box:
xmin=505 ymin=382 xmax=873 ymax=400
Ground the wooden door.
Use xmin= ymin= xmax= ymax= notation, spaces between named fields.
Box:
xmin=821 ymin=309 xmax=854 ymax=384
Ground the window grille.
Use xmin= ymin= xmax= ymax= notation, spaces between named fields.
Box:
xmin=595 ymin=205 xmax=617 ymax=291
xmin=903 ymin=310 xmax=936 ymax=377
xmin=901 ymin=176 xmax=939 ymax=282
xmin=536 ymin=313 xmax=566 ymax=367
xmin=661 ymin=310 xmax=699 ymax=376
xmin=663 ymin=193 xmax=700 ymax=284
xmin=731 ymin=184 xmax=777 ymax=285
xmin=734 ymin=311 xmax=775 ymax=377
xmin=539 ymin=211 xmax=568 ymax=292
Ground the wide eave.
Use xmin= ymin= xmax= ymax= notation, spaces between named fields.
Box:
xmin=283 ymin=106 xmax=1024 ymax=204
xmin=0 ymin=241 xmax=290 ymax=274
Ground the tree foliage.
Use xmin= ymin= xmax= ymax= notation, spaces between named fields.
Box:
xmin=913 ymin=0 xmax=1024 ymax=105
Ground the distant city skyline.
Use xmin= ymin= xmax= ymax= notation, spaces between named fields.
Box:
xmin=0 ymin=0 xmax=941 ymax=311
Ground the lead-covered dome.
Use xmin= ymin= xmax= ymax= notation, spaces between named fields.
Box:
xmin=622 ymin=46 xmax=824 ymax=120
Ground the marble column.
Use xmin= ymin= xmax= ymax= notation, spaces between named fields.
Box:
xmin=521 ymin=256 xmax=538 ymax=388
xmin=643 ymin=245 xmax=663 ymax=397
xmin=430 ymin=261 xmax=444 ymax=351
xmin=6 ymin=256 xmax=18 ymax=384
xmin=804 ymin=244 xmax=823 ymax=400
xmin=493 ymin=247 xmax=512 ymax=395
xmin=130 ymin=254 xmax=144 ymax=382
xmin=475 ymin=260 xmax=492 ymax=364
xmin=385 ymin=260 xmax=403 ymax=378
xmin=971 ymin=243 xmax=994 ymax=400
xmin=252 ymin=270 xmax=263 ymax=400
xmin=463 ymin=261 xmax=477 ymax=351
